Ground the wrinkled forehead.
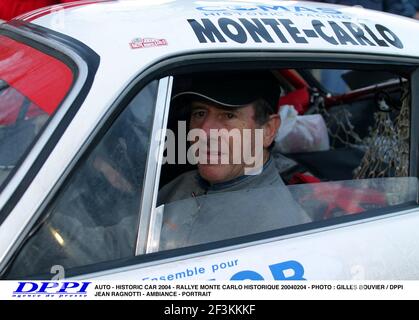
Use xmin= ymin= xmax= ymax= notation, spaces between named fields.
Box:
xmin=190 ymin=99 xmax=251 ymax=111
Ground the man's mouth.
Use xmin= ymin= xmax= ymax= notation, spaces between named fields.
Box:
xmin=202 ymin=150 xmax=231 ymax=165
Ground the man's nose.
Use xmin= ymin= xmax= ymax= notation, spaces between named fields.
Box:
xmin=199 ymin=115 xmax=223 ymax=135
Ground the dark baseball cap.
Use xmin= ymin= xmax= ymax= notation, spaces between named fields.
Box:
xmin=172 ymin=70 xmax=281 ymax=113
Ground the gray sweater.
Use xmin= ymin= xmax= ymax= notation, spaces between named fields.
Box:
xmin=158 ymin=159 xmax=311 ymax=250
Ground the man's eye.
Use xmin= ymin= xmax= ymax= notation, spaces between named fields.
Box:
xmin=192 ymin=111 xmax=206 ymax=118
xmin=225 ymin=112 xmax=236 ymax=119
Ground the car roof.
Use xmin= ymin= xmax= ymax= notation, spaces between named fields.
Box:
xmin=11 ymin=0 xmax=419 ymax=63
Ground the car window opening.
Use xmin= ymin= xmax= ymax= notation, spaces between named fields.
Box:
xmin=156 ymin=67 xmax=416 ymax=250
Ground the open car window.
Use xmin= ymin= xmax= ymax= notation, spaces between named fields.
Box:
xmin=155 ymin=66 xmax=417 ymax=252
xmin=0 ymin=34 xmax=74 ymax=188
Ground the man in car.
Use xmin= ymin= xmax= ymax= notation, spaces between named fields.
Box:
xmin=158 ymin=71 xmax=311 ymax=251
xmin=6 ymin=71 xmax=311 ymax=277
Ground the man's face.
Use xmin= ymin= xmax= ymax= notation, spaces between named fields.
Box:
xmin=189 ymin=100 xmax=275 ymax=184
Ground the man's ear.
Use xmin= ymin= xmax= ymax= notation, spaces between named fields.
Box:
xmin=262 ymin=114 xmax=280 ymax=148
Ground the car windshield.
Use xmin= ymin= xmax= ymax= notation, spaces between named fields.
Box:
xmin=0 ymin=34 xmax=74 ymax=188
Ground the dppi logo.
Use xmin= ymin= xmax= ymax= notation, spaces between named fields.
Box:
xmin=13 ymin=281 xmax=91 ymax=298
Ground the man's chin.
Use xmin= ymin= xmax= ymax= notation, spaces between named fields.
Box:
xmin=198 ymin=164 xmax=231 ymax=185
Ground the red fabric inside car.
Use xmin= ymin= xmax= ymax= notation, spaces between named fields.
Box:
xmin=0 ymin=0 xmax=76 ymax=20
xmin=277 ymin=69 xmax=310 ymax=114
xmin=278 ymin=87 xmax=310 ymax=114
